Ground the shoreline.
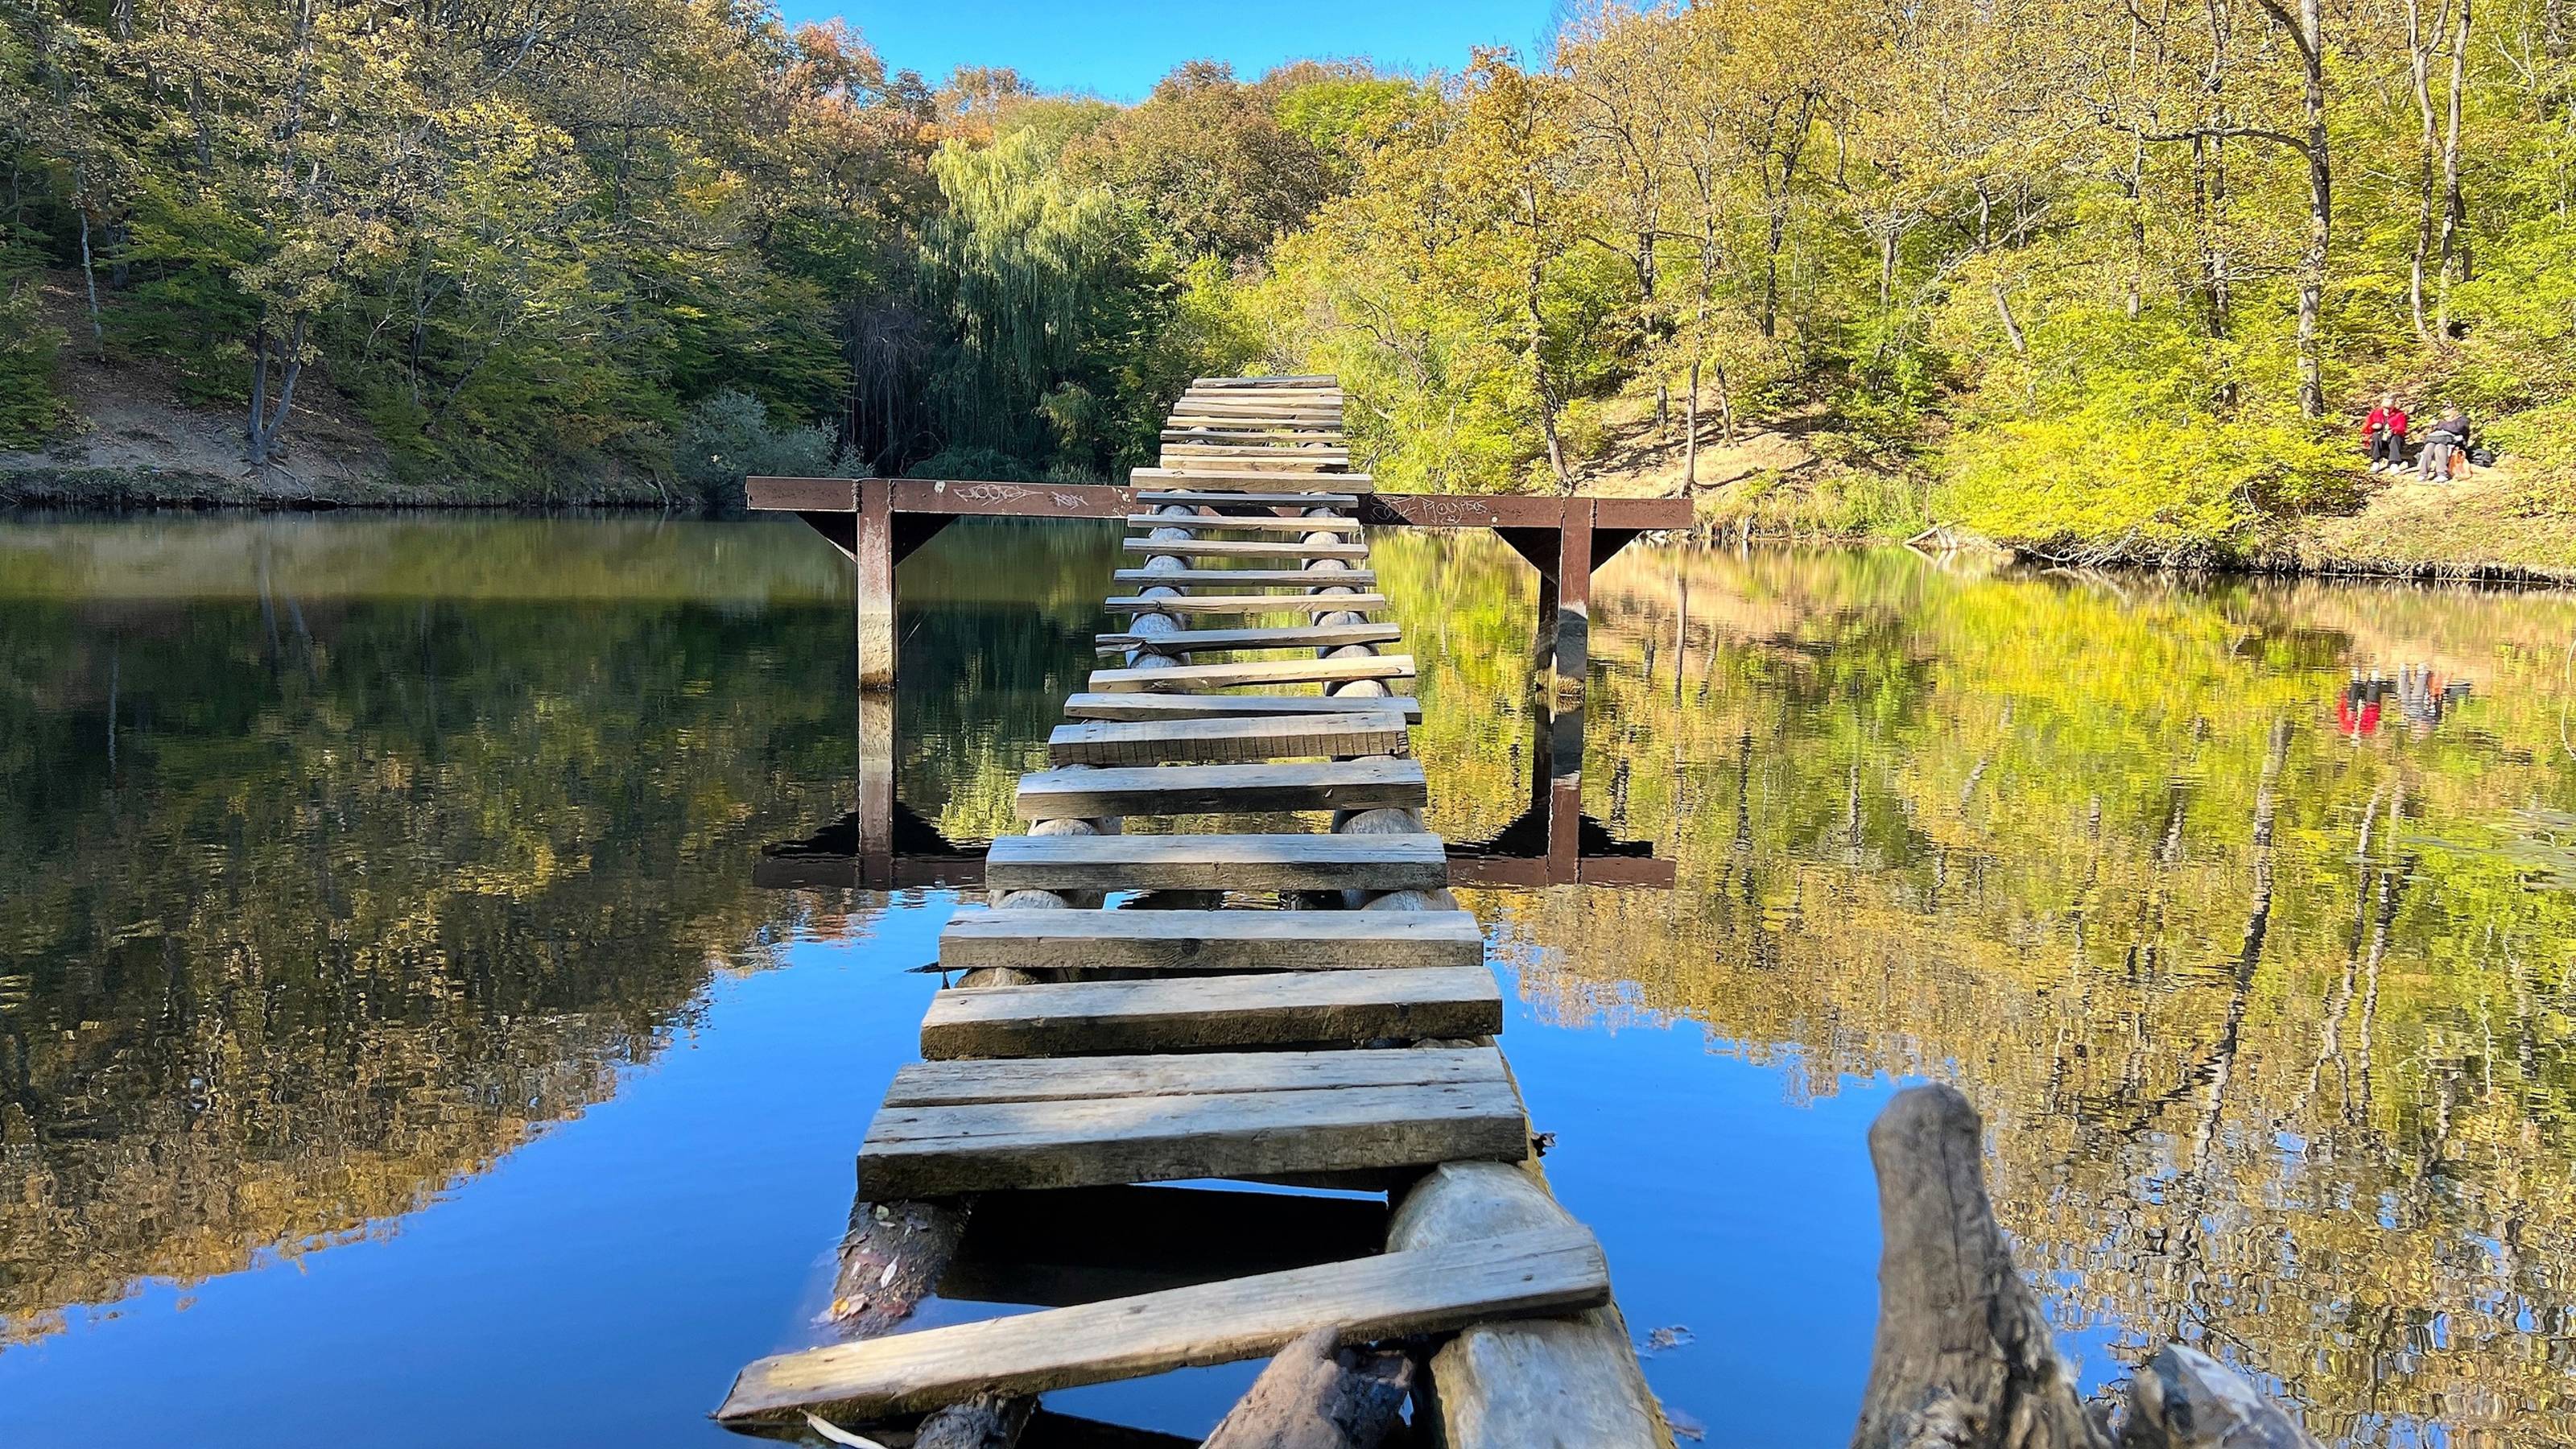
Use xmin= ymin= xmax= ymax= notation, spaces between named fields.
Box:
xmin=14 ymin=474 xmax=2576 ymax=591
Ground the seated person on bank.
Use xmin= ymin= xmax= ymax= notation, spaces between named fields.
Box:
xmin=2417 ymin=408 xmax=2471 ymax=480
xmin=2362 ymin=394 xmax=2409 ymax=473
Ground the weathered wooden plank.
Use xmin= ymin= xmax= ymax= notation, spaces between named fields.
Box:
xmin=1121 ymin=538 xmax=1371 ymax=559
xmin=1101 ymin=592 xmax=1392 ymax=617
xmin=1089 ymin=654 xmax=1416 ymax=693
xmin=1190 ymin=374 xmax=1339 ymax=387
xmin=1061 ymin=691 xmax=1422 ymax=723
xmin=1156 ymin=457 xmax=1354 ymax=475
xmin=1133 ymin=473 xmax=1364 ymax=493
xmin=1096 ymin=622 xmax=1401 ymax=654
xmin=857 ymin=1077 xmax=1525 ymax=1198
xmin=1108 ymin=568 xmax=1379 ymax=586
xmin=1162 ymin=429 xmax=1345 ymax=444
xmin=886 ymin=1045 xmax=1508 ymax=1105
xmin=1134 ymin=490 xmax=1361 ymax=508
xmin=716 ymin=1227 xmax=1605 ymax=1423
xmin=1046 ymin=712 xmax=1408 ymax=766
xmin=919 ymin=966 xmax=1501 ymax=1058
xmin=1122 ymin=514 xmax=1363 ymax=533
xmin=1014 ymin=758 xmax=1426 ymax=819
xmin=939 ymin=907 xmax=1479 ymax=974
xmin=985 ymin=832 xmax=1447 ymax=893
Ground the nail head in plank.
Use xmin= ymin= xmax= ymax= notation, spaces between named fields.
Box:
xmin=939 ymin=909 xmax=1480 ymax=972
xmin=715 ymin=1227 xmax=1604 ymax=1422
xmin=985 ymin=832 xmax=1447 ymax=894
xmin=1014 ymin=758 xmax=1426 ymax=819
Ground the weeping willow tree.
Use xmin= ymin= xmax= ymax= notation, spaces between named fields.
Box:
xmin=912 ymin=128 xmax=1155 ymax=478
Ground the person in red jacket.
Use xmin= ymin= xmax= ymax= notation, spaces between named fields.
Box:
xmin=2363 ymin=394 xmax=2409 ymax=472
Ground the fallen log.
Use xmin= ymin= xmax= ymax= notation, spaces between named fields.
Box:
xmin=1387 ymin=1161 xmax=1668 ymax=1448
xmin=832 ymin=1197 xmax=970 ymax=1336
xmin=1201 ymin=1326 xmax=1411 ymax=1449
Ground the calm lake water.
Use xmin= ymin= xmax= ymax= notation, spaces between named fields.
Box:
xmin=2 ymin=512 xmax=2573 ymax=1447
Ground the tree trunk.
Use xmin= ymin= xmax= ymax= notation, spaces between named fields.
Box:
xmin=2292 ymin=0 xmax=2331 ymax=417
xmin=2435 ymin=0 xmax=2472 ymax=335
xmin=1682 ymin=360 xmax=1700 ymax=487
xmin=73 ymin=182 xmax=103 ymax=359
xmin=1202 ymin=1327 xmax=1411 ymax=1449
xmin=1852 ymin=1085 xmax=2108 ymax=1449
xmin=1992 ymin=283 xmax=2027 ymax=356
xmin=2407 ymin=0 xmax=2442 ymax=345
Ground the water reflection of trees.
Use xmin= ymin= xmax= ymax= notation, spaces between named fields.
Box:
xmin=1487 ymin=549 xmax=2576 ymax=1445
xmin=0 ymin=518 xmax=864 ymax=1344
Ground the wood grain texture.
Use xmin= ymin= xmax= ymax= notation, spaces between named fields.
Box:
xmin=1202 ymin=1327 xmax=1410 ymax=1449
xmin=1089 ymin=654 xmax=1416 ymax=694
xmin=1389 ymin=1162 xmax=1672 ymax=1449
xmin=1120 ymin=514 xmax=1362 ymax=533
xmin=886 ymin=1045 xmax=1509 ymax=1106
xmin=1134 ymin=490 xmax=1362 ymax=508
xmin=1119 ymin=538 xmax=1371 ymax=559
xmin=918 ymin=967 xmax=1503 ymax=1058
xmin=1061 ymin=691 xmax=1420 ymax=723
xmin=856 ymin=1076 xmax=1531 ymax=1198
xmin=939 ymin=907 xmax=1478 ymax=973
xmin=984 ymin=832 xmax=1447 ymax=893
xmin=1102 ymin=593 xmax=1391 ymax=617
xmin=1013 ymin=758 xmax=1426 ymax=819
xmin=1046 ymin=712 xmax=1410 ymax=766
xmin=1108 ymin=568 xmax=1381 ymax=587
xmin=716 ymin=1228 xmax=1605 ymax=1423
xmin=1131 ymin=469 xmax=1368 ymax=490
xmin=1094 ymin=623 xmax=1400 ymax=654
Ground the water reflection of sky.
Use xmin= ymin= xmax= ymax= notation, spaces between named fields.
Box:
xmin=5 ymin=514 xmax=2574 ymax=1447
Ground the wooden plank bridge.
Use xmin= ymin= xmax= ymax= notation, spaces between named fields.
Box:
xmin=721 ymin=378 xmax=1673 ymax=1447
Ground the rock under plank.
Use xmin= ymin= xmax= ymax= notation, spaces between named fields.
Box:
xmin=1108 ymin=568 xmax=1379 ymax=587
xmin=715 ymin=1226 xmax=1607 ymax=1423
xmin=853 ymin=1075 xmax=1529 ymax=1200
xmin=1015 ymin=758 xmax=1426 ymax=819
xmin=886 ymin=1045 xmax=1509 ymax=1107
xmin=1095 ymin=622 xmax=1402 ymax=654
xmin=918 ymin=966 xmax=1502 ymax=1059
xmin=984 ymin=832 xmax=1446 ymax=894
xmin=1047 ymin=712 xmax=1410 ymax=766
xmin=1061 ymin=691 xmax=1421 ymax=723
xmin=1102 ymin=592 xmax=1393 ymax=617
xmin=939 ymin=908 xmax=1480 ymax=973
xmin=1121 ymin=514 xmax=1363 ymax=533
xmin=1088 ymin=654 xmax=1416 ymax=694
xmin=1131 ymin=469 xmax=1369 ymax=491
xmin=1121 ymin=539 xmax=1371 ymax=559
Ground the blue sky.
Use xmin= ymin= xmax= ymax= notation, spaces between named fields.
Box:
xmin=794 ymin=0 xmax=1559 ymax=102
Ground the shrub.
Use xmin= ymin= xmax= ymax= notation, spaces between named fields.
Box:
xmin=674 ymin=389 xmax=846 ymax=510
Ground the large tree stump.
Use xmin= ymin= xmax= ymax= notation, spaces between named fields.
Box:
xmin=2119 ymin=1348 xmax=2323 ymax=1449
xmin=1201 ymin=1326 xmax=1412 ymax=1449
xmin=1852 ymin=1085 xmax=2106 ymax=1449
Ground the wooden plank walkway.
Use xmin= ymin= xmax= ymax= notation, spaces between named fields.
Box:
xmin=717 ymin=373 xmax=1638 ymax=1441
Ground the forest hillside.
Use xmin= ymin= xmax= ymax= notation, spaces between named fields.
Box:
xmin=4 ymin=0 xmax=2574 ymax=569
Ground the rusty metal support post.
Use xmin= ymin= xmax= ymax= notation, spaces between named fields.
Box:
xmin=856 ymin=477 xmax=896 ymax=689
